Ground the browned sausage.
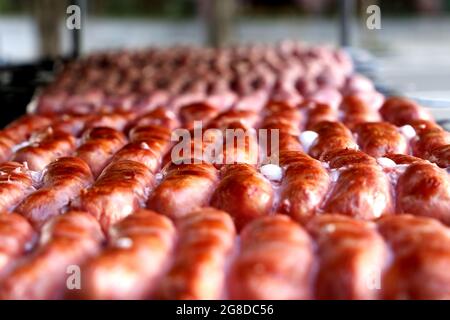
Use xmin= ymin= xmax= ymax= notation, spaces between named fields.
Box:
xmin=75 ymin=127 xmax=127 ymax=177
xmin=322 ymin=163 xmax=393 ymax=220
xmin=379 ymin=97 xmax=432 ymax=126
xmin=83 ymin=111 xmax=136 ymax=132
xmin=228 ymin=215 xmax=313 ymax=299
xmin=12 ymin=129 xmax=76 ymax=171
xmin=277 ymin=151 xmax=329 ymax=222
xmin=158 ymin=208 xmax=235 ymax=299
xmin=0 ymin=162 xmax=35 ymax=212
xmin=378 ymin=214 xmax=450 ymax=299
xmin=51 ymin=114 xmax=93 ymax=137
xmin=73 ymin=160 xmax=154 ymax=232
xmin=412 ymin=128 xmax=450 ymax=159
xmin=15 ymin=157 xmax=94 ymax=229
xmin=304 ymin=102 xmax=337 ymax=130
xmin=211 ymin=164 xmax=274 ymax=230
xmin=2 ymin=114 xmax=53 ymax=145
xmin=77 ymin=210 xmax=175 ymax=299
xmin=179 ymin=102 xmax=220 ymax=129
xmin=0 ymin=213 xmax=35 ymax=279
xmin=128 ymin=124 xmax=172 ymax=156
xmin=308 ymin=121 xmax=357 ymax=160
xmin=396 ymin=163 xmax=450 ymax=224
xmin=0 ymin=211 xmax=103 ymax=300
xmin=133 ymin=107 xmax=179 ymax=130
xmin=384 ymin=153 xmax=427 ymax=165
xmin=147 ymin=162 xmax=218 ymax=219
xmin=354 ymin=122 xmax=408 ymax=157
xmin=429 ymin=144 xmax=450 ymax=168
xmin=340 ymin=95 xmax=381 ymax=130
xmin=306 ymin=214 xmax=388 ymax=299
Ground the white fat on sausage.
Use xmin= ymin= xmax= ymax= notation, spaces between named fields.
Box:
xmin=299 ymin=131 xmax=318 ymax=153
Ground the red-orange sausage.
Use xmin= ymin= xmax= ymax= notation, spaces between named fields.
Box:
xmin=304 ymin=102 xmax=337 ymax=130
xmin=75 ymin=127 xmax=127 ymax=177
xmin=277 ymin=151 xmax=329 ymax=222
xmin=77 ymin=210 xmax=175 ymax=299
xmin=73 ymin=160 xmax=154 ymax=232
xmin=228 ymin=215 xmax=313 ymax=299
xmin=147 ymin=163 xmax=218 ymax=220
xmin=340 ymin=95 xmax=381 ymax=130
xmin=378 ymin=215 xmax=450 ymax=299
xmin=306 ymin=215 xmax=387 ymax=299
xmin=396 ymin=163 xmax=450 ymax=224
xmin=379 ymin=97 xmax=432 ymax=126
xmin=308 ymin=121 xmax=357 ymax=160
xmin=0 ymin=162 xmax=35 ymax=212
xmin=83 ymin=111 xmax=136 ymax=132
xmin=354 ymin=122 xmax=408 ymax=157
xmin=158 ymin=208 xmax=235 ymax=300
xmin=322 ymin=163 xmax=393 ymax=220
xmin=211 ymin=164 xmax=274 ymax=230
xmin=15 ymin=157 xmax=94 ymax=229
xmin=0 ymin=211 xmax=103 ymax=300
xmin=12 ymin=129 xmax=76 ymax=171
xmin=0 ymin=213 xmax=35 ymax=279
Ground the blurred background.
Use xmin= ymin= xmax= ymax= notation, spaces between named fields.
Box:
xmin=0 ymin=0 xmax=449 ymax=125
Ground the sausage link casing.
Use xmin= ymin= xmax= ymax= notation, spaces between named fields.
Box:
xmin=277 ymin=151 xmax=329 ymax=222
xmin=75 ymin=127 xmax=127 ymax=177
xmin=15 ymin=157 xmax=94 ymax=229
xmin=354 ymin=122 xmax=408 ymax=157
xmin=396 ymin=163 xmax=450 ymax=224
xmin=147 ymin=163 xmax=218 ymax=219
xmin=378 ymin=215 xmax=450 ymax=299
xmin=0 ymin=213 xmax=35 ymax=279
xmin=78 ymin=210 xmax=175 ymax=299
xmin=158 ymin=208 xmax=235 ymax=299
xmin=322 ymin=164 xmax=393 ymax=220
xmin=12 ymin=129 xmax=77 ymax=171
xmin=73 ymin=160 xmax=154 ymax=231
xmin=306 ymin=215 xmax=387 ymax=299
xmin=0 ymin=211 xmax=103 ymax=300
xmin=0 ymin=162 xmax=35 ymax=212
xmin=379 ymin=97 xmax=432 ymax=126
xmin=228 ymin=215 xmax=313 ymax=299
xmin=308 ymin=121 xmax=357 ymax=160
xmin=211 ymin=164 xmax=274 ymax=230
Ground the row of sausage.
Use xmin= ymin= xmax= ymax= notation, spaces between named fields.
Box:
xmin=1 ymin=208 xmax=450 ymax=300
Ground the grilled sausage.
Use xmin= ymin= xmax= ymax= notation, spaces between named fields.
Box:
xmin=277 ymin=151 xmax=329 ymax=222
xmin=75 ymin=127 xmax=127 ymax=177
xmin=15 ymin=157 xmax=94 ymax=229
xmin=73 ymin=160 xmax=154 ymax=231
xmin=158 ymin=208 xmax=235 ymax=300
xmin=78 ymin=210 xmax=175 ymax=299
xmin=306 ymin=215 xmax=388 ymax=299
xmin=0 ymin=162 xmax=35 ymax=212
xmin=0 ymin=211 xmax=103 ymax=300
xmin=211 ymin=164 xmax=274 ymax=230
xmin=396 ymin=163 xmax=450 ymax=224
xmin=379 ymin=97 xmax=432 ymax=126
xmin=354 ymin=122 xmax=408 ymax=157
xmin=322 ymin=163 xmax=393 ymax=220
xmin=12 ymin=129 xmax=76 ymax=171
xmin=147 ymin=163 xmax=218 ymax=219
xmin=308 ymin=121 xmax=357 ymax=160
xmin=0 ymin=213 xmax=35 ymax=279
xmin=378 ymin=215 xmax=450 ymax=299
xmin=228 ymin=215 xmax=313 ymax=299
xmin=340 ymin=95 xmax=381 ymax=130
